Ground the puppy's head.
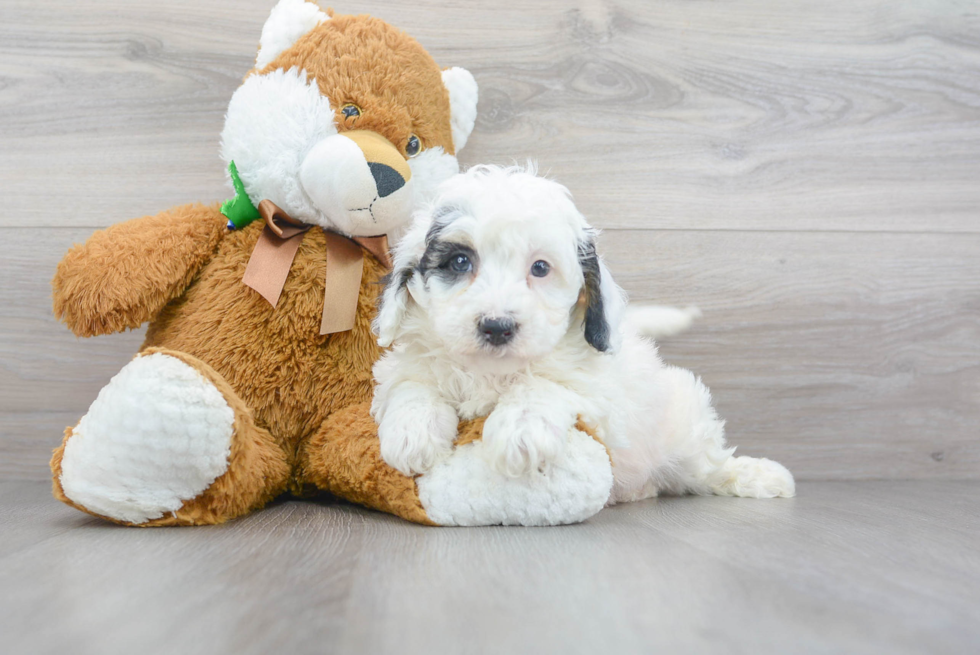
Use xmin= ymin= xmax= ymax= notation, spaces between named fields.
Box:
xmin=375 ymin=165 xmax=625 ymax=370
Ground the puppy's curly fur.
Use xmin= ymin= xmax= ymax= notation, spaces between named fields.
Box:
xmin=372 ymin=165 xmax=795 ymax=501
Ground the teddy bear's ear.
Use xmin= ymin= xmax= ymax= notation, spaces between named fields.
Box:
xmin=255 ymin=0 xmax=330 ymax=69
xmin=441 ymin=67 xmax=479 ymax=152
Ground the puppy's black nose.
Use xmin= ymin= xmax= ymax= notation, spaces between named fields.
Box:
xmin=478 ymin=317 xmax=518 ymax=346
xmin=368 ymin=162 xmax=406 ymax=198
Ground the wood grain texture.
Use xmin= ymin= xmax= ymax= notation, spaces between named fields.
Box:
xmin=2 ymin=227 xmax=977 ymax=481
xmin=611 ymin=229 xmax=980 ymax=480
xmin=0 ymin=0 xmax=978 ymax=231
xmin=2 ymin=0 xmax=979 ymax=483
xmin=1 ymin=480 xmax=978 ymax=654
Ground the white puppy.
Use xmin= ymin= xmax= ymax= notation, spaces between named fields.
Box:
xmin=371 ymin=165 xmax=795 ymax=502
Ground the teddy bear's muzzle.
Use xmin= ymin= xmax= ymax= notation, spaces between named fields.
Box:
xmin=299 ymin=130 xmax=414 ymax=237
xmin=367 ymin=163 xmax=406 ymax=198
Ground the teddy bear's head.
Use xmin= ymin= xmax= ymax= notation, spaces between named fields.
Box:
xmin=221 ymin=0 xmax=478 ymax=237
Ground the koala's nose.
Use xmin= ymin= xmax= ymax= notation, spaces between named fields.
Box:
xmin=478 ymin=316 xmax=518 ymax=346
xmin=368 ymin=162 xmax=406 ymax=198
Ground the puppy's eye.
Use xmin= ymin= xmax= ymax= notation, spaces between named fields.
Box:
xmin=341 ymin=104 xmax=361 ymax=119
xmin=406 ymin=134 xmax=422 ymax=157
xmin=530 ymin=260 xmax=551 ymax=278
xmin=449 ymin=253 xmax=472 ymax=273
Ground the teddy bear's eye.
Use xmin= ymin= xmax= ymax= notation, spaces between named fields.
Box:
xmin=341 ymin=104 xmax=361 ymax=119
xmin=406 ymin=134 xmax=421 ymax=157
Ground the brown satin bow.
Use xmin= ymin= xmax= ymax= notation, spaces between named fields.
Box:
xmin=242 ymin=200 xmax=391 ymax=335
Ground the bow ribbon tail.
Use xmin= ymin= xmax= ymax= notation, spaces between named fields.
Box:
xmin=319 ymin=231 xmax=365 ymax=335
xmin=242 ymin=200 xmax=386 ymax=335
xmin=242 ymin=223 xmax=310 ymax=307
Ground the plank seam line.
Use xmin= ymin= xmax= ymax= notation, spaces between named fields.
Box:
xmin=14 ymin=226 xmax=980 ymax=237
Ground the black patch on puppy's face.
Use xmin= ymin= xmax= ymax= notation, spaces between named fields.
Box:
xmin=418 ymin=239 xmax=478 ymax=283
xmin=417 ymin=206 xmax=477 ymax=283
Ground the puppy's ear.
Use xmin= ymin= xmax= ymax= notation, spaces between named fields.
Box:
xmin=374 ymin=264 xmax=415 ymax=347
xmin=579 ymin=232 xmax=626 ymax=353
xmin=373 ymin=214 xmax=429 ymax=347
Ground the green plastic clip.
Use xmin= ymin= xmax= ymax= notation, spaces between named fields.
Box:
xmin=220 ymin=161 xmax=261 ymax=230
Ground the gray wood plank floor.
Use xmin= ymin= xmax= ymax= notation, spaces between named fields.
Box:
xmin=2 ymin=480 xmax=977 ymax=655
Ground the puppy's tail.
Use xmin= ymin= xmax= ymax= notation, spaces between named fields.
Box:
xmin=623 ymin=304 xmax=701 ymax=340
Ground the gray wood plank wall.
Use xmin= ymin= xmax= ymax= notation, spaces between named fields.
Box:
xmin=1 ymin=0 xmax=978 ymax=481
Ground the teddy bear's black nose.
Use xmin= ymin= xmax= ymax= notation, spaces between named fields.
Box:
xmin=368 ymin=162 xmax=406 ymax=198
xmin=478 ymin=316 xmax=518 ymax=346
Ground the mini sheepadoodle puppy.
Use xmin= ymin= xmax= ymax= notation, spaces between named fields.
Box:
xmin=371 ymin=165 xmax=795 ymax=502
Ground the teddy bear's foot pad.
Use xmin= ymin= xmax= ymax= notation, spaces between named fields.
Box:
xmin=59 ymin=352 xmax=235 ymax=524
xmin=417 ymin=427 xmax=613 ymax=526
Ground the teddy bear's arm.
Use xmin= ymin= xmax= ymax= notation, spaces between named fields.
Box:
xmin=52 ymin=203 xmax=229 ymax=337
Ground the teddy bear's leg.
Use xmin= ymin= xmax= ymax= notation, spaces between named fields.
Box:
xmin=298 ymin=403 xmax=614 ymax=527
xmin=297 ymin=402 xmax=435 ymax=525
xmin=51 ymin=348 xmax=290 ymax=526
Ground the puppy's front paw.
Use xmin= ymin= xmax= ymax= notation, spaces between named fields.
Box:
xmin=482 ymin=404 xmax=573 ymax=477
xmin=378 ymin=403 xmax=458 ymax=476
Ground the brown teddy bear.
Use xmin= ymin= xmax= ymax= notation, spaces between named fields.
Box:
xmin=49 ymin=0 xmax=614 ymax=527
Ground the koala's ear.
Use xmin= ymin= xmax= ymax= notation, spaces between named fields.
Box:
xmin=441 ymin=67 xmax=479 ymax=152
xmin=579 ymin=232 xmax=626 ymax=353
xmin=255 ymin=0 xmax=329 ymax=69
